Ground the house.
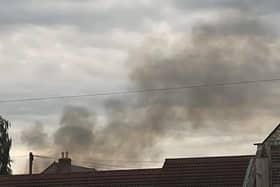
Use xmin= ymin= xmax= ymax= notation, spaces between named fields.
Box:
xmin=42 ymin=152 xmax=95 ymax=174
xmin=1 ymin=123 xmax=280 ymax=186
xmin=0 ymin=155 xmax=253 ymax=187
xmin=254 ymin=124 xmax=280 ymax=186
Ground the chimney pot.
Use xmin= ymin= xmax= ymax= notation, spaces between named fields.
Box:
xmin=58 ymin=153 xmax=72 ymax=173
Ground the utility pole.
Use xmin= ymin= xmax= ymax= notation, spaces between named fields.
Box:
xmin=29 ymin=152 xmax=34 ymax=175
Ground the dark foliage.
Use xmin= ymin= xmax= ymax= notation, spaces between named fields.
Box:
xmin=0 ymin=116 xmax=12 ymax=175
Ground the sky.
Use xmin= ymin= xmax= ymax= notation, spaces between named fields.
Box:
xmin=1 ymin=0 xmax=280 ymax=174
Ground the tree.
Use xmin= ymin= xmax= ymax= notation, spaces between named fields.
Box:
xmin=0 ymin=116 xmax=12 ymax=175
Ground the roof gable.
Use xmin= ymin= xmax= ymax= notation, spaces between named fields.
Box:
xmin=262 ymin=123 xmax=280 ymax=144
xmin=41 ymin=162 xmax=95 ymax=174
xmin=41 ymin=162 xmax=58 ymax=174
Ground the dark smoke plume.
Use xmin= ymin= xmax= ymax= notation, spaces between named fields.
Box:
xmin=21 ymin=122 xmax=51 ymax=173
xmin=53 ymin=106 xmax=96 ymax=159
xmin=21 ymin=122 xmax=48 ymax=149
xmin=21 ymin=7 xmax=280 ymax=170
xmin=58 ymin=10 xmax=279 ymax=162
xmin=92 ymin=10 xmax=280 ymax=160
xmin=128 ymin=11 xmax=280 ymax=130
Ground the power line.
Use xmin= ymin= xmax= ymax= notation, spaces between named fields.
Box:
xmin=13 ymin=154 xmax=162 ymax=171
xmin=34 ymin=154 xmax=162 ymax=164
xmin=79 ymin=159 xmax=163 ymax=163
xmin=31 ymin=154 xmax=161 ymax=169
xmin=1 ymin=77 xmax=280 ymax=104
xmin=72 ymin=159 xmax=159 ymax=169
xmin=11 ymin=155 xmax=56 ymax=160
xmin=34 ymin=155 xmax=56 ymax=160
xmin=71 ymin=160 xmax=133 ymax=169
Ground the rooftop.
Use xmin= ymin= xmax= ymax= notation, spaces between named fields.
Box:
xmin=0 ymin=155 xmax=253 ymax=187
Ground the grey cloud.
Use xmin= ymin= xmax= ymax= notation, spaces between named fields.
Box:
xmin=0 ymin=25 xmax=129 ymax=118
xmin=175 ymin=0 xmax=248 ymax=10
xmin=1 ymin=0 xmax=279 ymax=32
xmin=0 ymin=0 xmax=161 ymax=31
xmin=192 ymin=12 xmax=275 ymax=38
xmin=174 ymin=0 xmax=280 ymax=15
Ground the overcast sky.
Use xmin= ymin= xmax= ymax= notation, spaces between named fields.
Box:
xmin=1 ymin=0 xmax=280 ymax=174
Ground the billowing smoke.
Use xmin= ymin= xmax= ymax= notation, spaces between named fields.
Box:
xmin=128 ymin=11 xmax=280 ymax=130
xmin=54 ymin=106 xmax=95 ymax=156
xmin=21 ymin=8 xmax=280 ymax=171
xmin=21 ymin=122 xmax=51 ymax=173
xmin=53 ymin=105 xmax=163 ymax=162
xmin=91 ymin=10 xmax=280 ymax=161
xmin=54 ymin=10 xmax=279 ymax=162
xmin=21 ymin=122 xmax=48 ymax=149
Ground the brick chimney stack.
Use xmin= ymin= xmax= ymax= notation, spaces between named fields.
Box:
xmin=58 ymin=152 xmax=72 ymax=173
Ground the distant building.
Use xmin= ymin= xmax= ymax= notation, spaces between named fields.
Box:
xmin=42 ymin=152 xmax=95 ymax=174
xmin=1 ymin=123 xmax=280 ymax=186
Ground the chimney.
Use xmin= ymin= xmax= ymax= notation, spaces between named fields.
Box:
xmin=58 ymin=152 xmax=72 ymax=173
